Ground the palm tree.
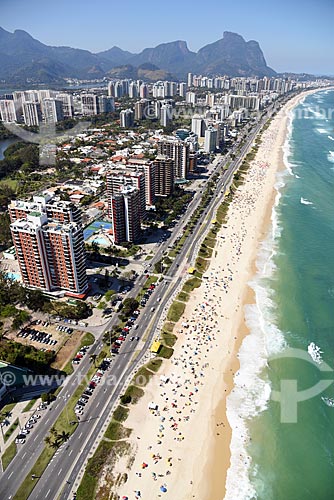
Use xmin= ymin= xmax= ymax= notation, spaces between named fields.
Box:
xmin=51 ymin=440 xmax=60 ymax=450
xmin=44 ymin=436 xmax=52 ymax=447
xmin=58 ymin=431 xmax=70 ymax=444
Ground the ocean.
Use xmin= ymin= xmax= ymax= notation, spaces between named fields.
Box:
xmin=225 ymin=89 xmax=334 ymax=500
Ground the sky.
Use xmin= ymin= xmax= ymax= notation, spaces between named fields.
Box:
xmin=1 ymin=0 xmax=334 ymax=74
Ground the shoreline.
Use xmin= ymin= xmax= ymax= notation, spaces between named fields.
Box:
xmin=204 ymin=87 xmax=327 ymax=500
xmin=111 ymin=89 xmax=325 ymax=500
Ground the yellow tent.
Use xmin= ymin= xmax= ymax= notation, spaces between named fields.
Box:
xmin=151 ymin=341 xmax=161 ymax=353
xmin=211 ymin=219 xmax=217 ymax=224
xmin=187 ymin=267 xmax=196 ymax=274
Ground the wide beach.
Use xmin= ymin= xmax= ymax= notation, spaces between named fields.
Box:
xmin=112 ymin=89 xmax=320 ymax=500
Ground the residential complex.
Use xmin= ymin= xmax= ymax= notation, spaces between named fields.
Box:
xmin=0 ymin=74 xmax=315 ymax=292
xmin=9 ymin=195 xmax=88 ymax=297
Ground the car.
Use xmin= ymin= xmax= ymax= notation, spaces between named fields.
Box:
xmin=25 ymin=424 xmax=33 ymax=429
xmin=129 ymin=336 xmax=135 ymax=341
xmin=135 ymin=336 xmax=140 ymax=341
xmin=32 ymin=414 xmax=41 ymax=419
xmin=21 ymin=429 xmax=30 ymax=435
xmin=133 ymin=324 xmax=138 ymax=330
xmin=15 ymin=438 xmax=25 ymax=444
xmin=81 ymin=394 xmax=89 ymax=400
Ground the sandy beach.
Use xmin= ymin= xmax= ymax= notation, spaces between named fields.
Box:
xmin=111 ymin=90 xmax=321 ymax=500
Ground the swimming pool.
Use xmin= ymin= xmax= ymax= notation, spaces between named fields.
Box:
xmin=91 ymin=236 xmax=110 ymax=246
xmin=5 ymin=271 xmax=21 ymax=281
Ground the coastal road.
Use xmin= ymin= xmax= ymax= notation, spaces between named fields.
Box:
xmin=0 ymin=96 xmax=285 ymax=500
xmin=49 ymin=102 xmax=281 ymax=500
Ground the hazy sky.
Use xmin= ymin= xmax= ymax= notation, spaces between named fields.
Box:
xmin=1 ymin=0 xmax=334 ymax=74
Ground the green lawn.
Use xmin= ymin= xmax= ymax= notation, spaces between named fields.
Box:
xmin=161 ymin=331 xmax=177 ymax=348
xmin=122 ymin=385 xmax=144 ymax=404
xmin=132 ymin=366 xmax=152 ymax=387
xmin=0 ymin=178 xmax=18 ymax=190
xmin=112 ymin=405 xmax=129 ymax=423
xmin=146 ymin=358 xmax=163 ymax=373
xmin=176 ymin=291 xmax=190 ymax=303
xmin=13 ymin=446 xmax=55 ymax=500
xmin=22 ymin=398 xmax=37 ymax=413
xmin=182 ymin=277 xmax=201 ymax=294
xmin=4 ymin=418 xmax=19 ymax=442
xmin=1 ymin=402 xmax=16 ymax=417
xmin=13 ymin=346 xmax=109 ymax=499
xmin=166 ymin=300 xmax=186 ymax=323
xmin=104 ymin=420 xmax=131 ymax=441
xmin=1 ymin=441 xmax=17 ymax=470
xmin=158 ymin=345 xmax=174 ymax=359
xmin=62 ymin=332 xmax=95 ymax=375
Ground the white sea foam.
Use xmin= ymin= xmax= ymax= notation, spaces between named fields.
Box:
xmin=300 ymin=197 xmax=314 ymax=206
xmin=307 ymin=342 xmax=323 ymax=364
xmin=225 ymin=167 xmax=287 ymax=500
xmin=327 ymin=151 xmax=334 ymax=163
xmin=328 ymin=135 xmax=334 ymax=141
xmin=322 ymin=396 xmax=334 ymax=408
xmin=282 ymin=112 xmax=298 ymax=177
xmin=316 ymin=128 xmax=329 ymax=134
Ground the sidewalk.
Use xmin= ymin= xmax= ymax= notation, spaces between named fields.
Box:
xmin=0 ymin=397 xmax=41 ymax=456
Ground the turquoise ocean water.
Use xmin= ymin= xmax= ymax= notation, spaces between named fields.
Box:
xmin=225 ymin=89 xmax=334 ymax=500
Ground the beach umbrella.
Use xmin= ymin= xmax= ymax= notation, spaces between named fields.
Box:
xmin=160 ymin=486 xmax=167 ymax=493
xmin=122 ymin=497 xmax=128 ymax=500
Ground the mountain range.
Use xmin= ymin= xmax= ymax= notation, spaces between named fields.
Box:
xmin=0 ymin=27 xmax=276 ymax=84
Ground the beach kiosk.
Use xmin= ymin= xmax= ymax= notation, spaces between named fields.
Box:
xmin=150 ymin=340 xmax=161 ymax=354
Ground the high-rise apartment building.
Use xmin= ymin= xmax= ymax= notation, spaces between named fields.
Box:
xmin=10 ymin=210 xmax=88 ymax=296
xmin=43 ymin=98 xmax=64 ymax=123
xmin=108 ymin=186 xmax=141 ymax=244
xmin=179 ymin=82 xmax=187 ymax=98
xmin=134 ymin=99 xmax=150 ymax=120
xmin=126 ymin=159 xmax=156 ymax=207
xmin=160 ymin=104 xmax=173 ymax=127
xmin=191 ymin=115 xmax=206 ymax=138
xmin=0 ymin=100 xmax=18 ymax=122
xmin=98 ymin=95 xmax=115 ymax=113
xmin=22 ymin=101 xmax=42 ymax=126
xmin=204 ymin=127 xmax=218 ymax=153
xmin=106 ymin=170 xmax=146 ymax=219
xmin=153 ymin=155 xmax=174 ymax=197
xmin=9 ymin=195 xmax=81 ymax=225
xmin=56 ymin=93 xmax=74 ymax=118
xmin=139 ymin=84 xmax=148 ymax=99
xmin=157 ymin=139 xmax=190 ymax=180
xmin=120 ymin=109 xmax=134 ymax=128
xmin=81 ymin=94 xmax=99 ymax=116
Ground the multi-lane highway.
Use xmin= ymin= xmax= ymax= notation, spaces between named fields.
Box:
xmin=0 ymin=100 xmax=280 ymax=500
